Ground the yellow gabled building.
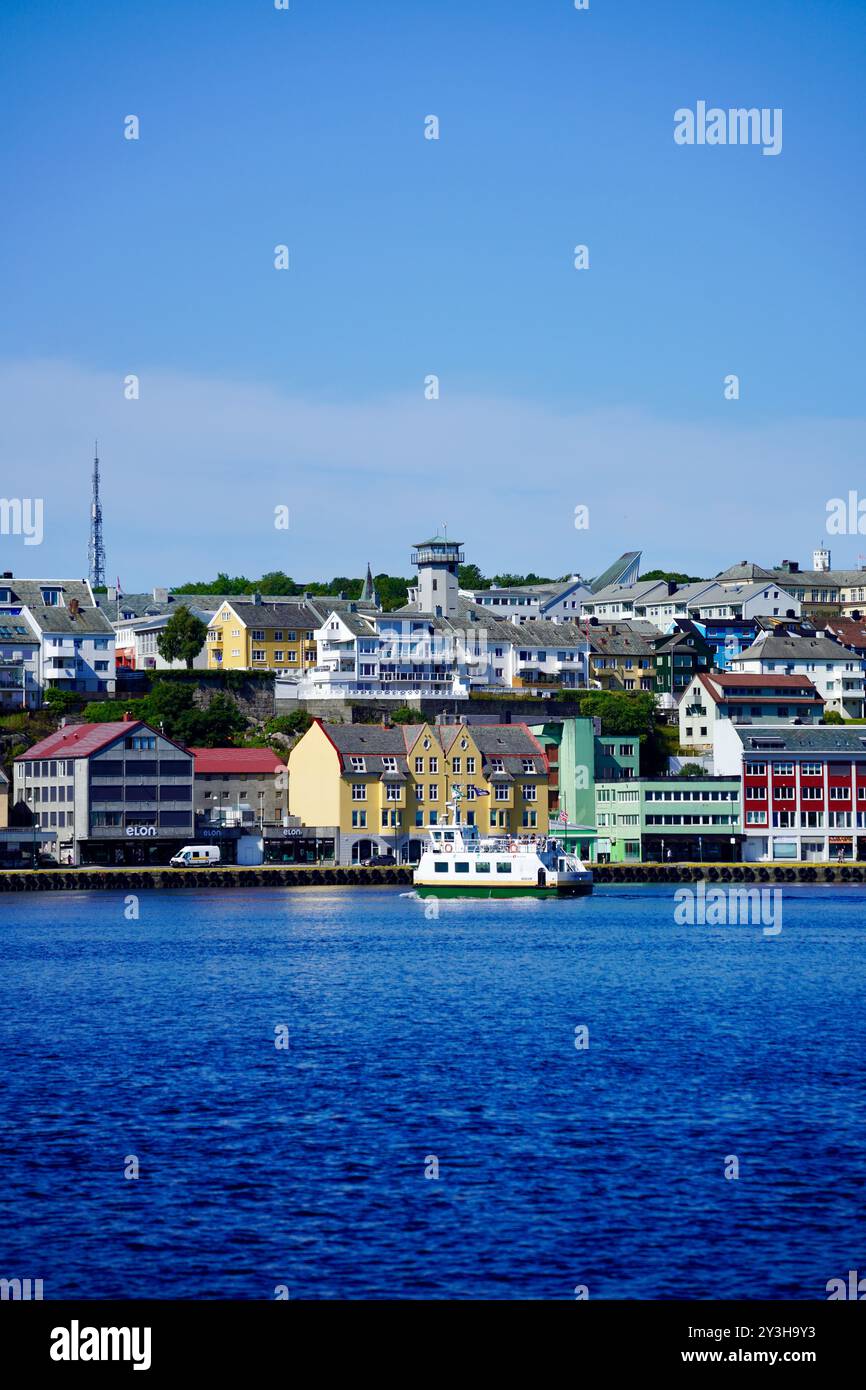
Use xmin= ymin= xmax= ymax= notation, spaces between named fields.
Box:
xmin=288 ymin=718 xmax=550 ymax=864
xmin=206 ymin=599 xmax=319 ymax=672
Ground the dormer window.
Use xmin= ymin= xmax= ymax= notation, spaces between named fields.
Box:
xmin=350 ymin=756 xmax=366 ymax=772
xmin=382 ymin=756 xmax=397 ymax=772
xmin=41 ymin=588 xmax=62 ymax=606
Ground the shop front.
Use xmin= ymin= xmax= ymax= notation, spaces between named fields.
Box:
xmin=264 ymin=825 xmax=336 ymax=864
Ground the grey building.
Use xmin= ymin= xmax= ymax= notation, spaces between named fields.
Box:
xmin=13 ymin=716 xmax=193 ymax=865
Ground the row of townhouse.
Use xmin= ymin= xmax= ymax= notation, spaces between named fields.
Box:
xmin=287 ymin=719 xmax=551 ymax=864
xmin=0 ymin=574 xmax=116 ymax=708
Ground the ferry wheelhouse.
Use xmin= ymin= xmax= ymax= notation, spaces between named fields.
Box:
xmin=413 ymin=796 xmax=593 ymax=898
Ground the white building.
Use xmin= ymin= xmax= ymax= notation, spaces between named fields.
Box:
xmin=115 ymin=611 xmax=212 ymax=671
xmin=729 ymin=632 xmax=865 ymax=719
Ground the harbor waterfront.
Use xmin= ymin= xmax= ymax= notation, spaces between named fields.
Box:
xmin=1 ymin=884 xmax=864 ymax=1300
xmin=2 ymin=861 xmax=866 ymax=891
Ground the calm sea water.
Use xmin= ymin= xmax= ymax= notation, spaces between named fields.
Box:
xmin=0 ymin=884 xmax=864 ymax=1300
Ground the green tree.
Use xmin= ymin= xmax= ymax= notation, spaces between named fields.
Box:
xmin=823 ymin=709 xmax=843 ymax=725
xmin=577 ymin=690 xmax=656 ymax=736
xmin=458 ymin=564 xmax=489 ymax=591
xmin=677 ymin=762 xmax=706 ymax=778
xmin=640 ymin=569 xmax=706 ymax=584
xmin=43 ymin=688 xmax=80 ymax=715
xmin=174 ymin=693 xmax=247 ymax=747
xmin=156 ymin=606 xmax=208 ymax=670
xmin=390 ymin=706 xmax=419 ymax=724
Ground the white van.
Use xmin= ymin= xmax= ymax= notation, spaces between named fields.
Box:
xmin=170 ymin=845 xmax=221 ymax=868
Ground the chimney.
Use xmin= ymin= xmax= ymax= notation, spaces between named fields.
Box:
xmin=107 ymin=586 xmax=117 ymax=601
xmin=252 ymin=592 xmax=262 ymax=605
xmin=152 ymin=587 xmax=169 ymax=603
xmin=122 ymin=710 xmax=135 ymax=722
xmin=1 ymin=571 xmax=11 ymax=579
xmin=68 ymin=597 xmax=80 ymax=617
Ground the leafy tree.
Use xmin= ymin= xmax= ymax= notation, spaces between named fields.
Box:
xmin=390 ymin=706 xmax=419 ymax=724
xmin=677 ymin=762 xmax=706 ymax=778
xmin=823 ymin=709 xmax=843 ymax=725
xmin=43 ymin=687 xmax=80 ymax=715
xmin=157 ymin=605 xmax=208 ymax=670
xmin=640 ymin=570 xmax=706 ymax=584
xmin=458 ymin=564 xmax=489 ymax=591
xmin=175 ymin=693 xmax=247 ymax=746
xmin=257 ymin=571 xmax=300 ymax=595
xmin=577 ymin=690 xmax=656 ymax=736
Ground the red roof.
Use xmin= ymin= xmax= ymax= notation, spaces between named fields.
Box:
xmin=190 ymin=747 xmax=286 ymax=774
xmin=697 ymin=672 xmax=822 ymax=695
xmin=15 ymin=720 xmax=146 ymax=761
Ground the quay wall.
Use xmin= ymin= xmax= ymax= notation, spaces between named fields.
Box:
xmin=0 ymin=863 xmax=864 ymax=892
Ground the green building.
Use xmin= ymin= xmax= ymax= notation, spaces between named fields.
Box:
xmin=594 ymin=777 xmax=742 ymax=863
xmin=529 ymin=717 xmax=641 ymax=858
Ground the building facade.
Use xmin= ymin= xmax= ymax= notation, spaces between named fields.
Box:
xmin=13 ymin=718 xmax=194 ymax=865
xmin=288 ymin=719 xmax=550 ymax=864
xmin=594 ymin=777 xmax=742 ymax=863
xmin=679 ymin=672 xmax=825 ymax=750
xmin=206 ymin=599 xmax=320 ymax=674
xmin=713 ymin=723 xmax=866 ymax=862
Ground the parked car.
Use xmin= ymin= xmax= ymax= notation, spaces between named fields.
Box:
xmin=360 ymin=852 xmax=397 ymax=867
xmin=170 ymin=845 xmax=221 ymax=868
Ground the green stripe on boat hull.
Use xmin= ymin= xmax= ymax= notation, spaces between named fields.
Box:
xmin=414 ymin=884 xmax=592 ymax=899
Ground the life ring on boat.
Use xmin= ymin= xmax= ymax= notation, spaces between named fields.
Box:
xmin=508 ymin=840 xmax=517 ymax=852
xmin=443 ymin=844 xmax=453 ymax=853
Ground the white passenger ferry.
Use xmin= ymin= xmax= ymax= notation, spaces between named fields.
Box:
xmin=413 ymin=797 xmax=593 ymax=898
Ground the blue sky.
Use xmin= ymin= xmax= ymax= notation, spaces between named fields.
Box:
xmin=1 ymin=0 xmax=865 ymax=588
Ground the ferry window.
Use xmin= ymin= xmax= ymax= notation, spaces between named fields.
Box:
xmin=475 ymin=861 xmax=490 ymax=873
xmin=454 ymin=862 xmax=470 ymax=873
xmin=443 ymin=830 xmax=455 ymax=841
xmin=496 ymin=862 xmax=512 ymax=874
xmin=434 ymin=862 xmax=449 ymax=874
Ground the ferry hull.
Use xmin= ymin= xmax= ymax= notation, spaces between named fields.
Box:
xmin=415 ymin=881 xmax=592 ymax=899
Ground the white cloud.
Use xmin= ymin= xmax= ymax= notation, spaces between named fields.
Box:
xmin=1 ymin=358 xmax=864 ymax=588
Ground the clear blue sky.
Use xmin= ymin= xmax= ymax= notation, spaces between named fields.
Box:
xmin=2 ymin=0 xmax=865 ymax=588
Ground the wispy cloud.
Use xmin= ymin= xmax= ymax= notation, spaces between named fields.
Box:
xmin=1 ymin=359 xmax=864 ymax=588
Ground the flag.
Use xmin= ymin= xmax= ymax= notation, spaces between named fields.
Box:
xmin=471 ymin=785 xmax=490 ymax=796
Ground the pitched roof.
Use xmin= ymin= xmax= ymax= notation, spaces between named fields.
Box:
xmin=824 ymin=618 xmax=866 ymax=649
xmin=715 ymin=562 xmax=776 ymax=584
xmin=25 ymin=605 xmax=115 ymax=635
xmin=694 ymin=672 xmax=824 ymax=704
xmin=190 ymin=747 xmax=286 ymax=774
xmin=0 ymin=578 xmax=94 ymax=607
xmin=224 ymin=602 xmax=320 ymax=631
xmin=736 ymin=634 xmax=861 ymax=663
xmin=736 ymin=726 xmax=866 ymax=753
xmin=16 ymin=720 xmax=147 ymax=760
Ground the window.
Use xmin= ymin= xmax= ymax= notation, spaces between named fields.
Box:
xmin=434 ymin=861 xmax=449 ymax=874
xmin=386 ymin=785 xmax=401 ymax=802
xmin=273 ymin=631 xmax=283 ymax=642
xmin=429 ymin=757 xmax=438 ymax=773
xmin=382 ymin=756 xmax=397 ymax=772
xmin=273 ymin=651 xmax=284 ymax=662
xmin=252 ymin=630 xmax=265 ymax=641
xmin=415 ymin=756 xmax=424 ymax=773
xmin=428 ymin=784 xmax=438 ymax=800
xmin=351 ymin=784 xmax=366 ymax=800
xmin=350 ymin=756 xmax=366 ymax=772
xmin=746 ymin=810 xmax=767 ymax=824
xmin=452 ymin=757 xmax=461 ymax=773
xmin=522 ymin=784 xmax=537 ymax=801
xmin=415 ymin=784 xmax=424 ymax=801
xmin=466 ymin=757 xmax=475 ymax=774
xmin=454 ymin=862 xmax=470 ymax=874
xmin=491 ymin=757 xmax=505 ymax=773
xmin=772 ymin=763 xmax=794 ymax=776
xmin=522 ymin=759 xmax=534 ymax=773
xmin=352 ymin=810 xmax=367 ymax=827
xmin=252 ymin=650 xmax=266 ymax=663
xmin=495 ymin=862 xmax=512 ymax=874
xmin=521 ymin=810 xmax=537 ymax=828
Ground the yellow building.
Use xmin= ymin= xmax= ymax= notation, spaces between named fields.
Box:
xmin=288 ymin=719 xmax=550 ymax=864
xmin=206 ymin=600 xmax=319 ymax=672
xmin=0 ymin=767 xmax=8 ymax=828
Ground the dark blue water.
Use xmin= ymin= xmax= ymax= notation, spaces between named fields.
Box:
xmin=1 ymin=884 xmax=864 ymax=1300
